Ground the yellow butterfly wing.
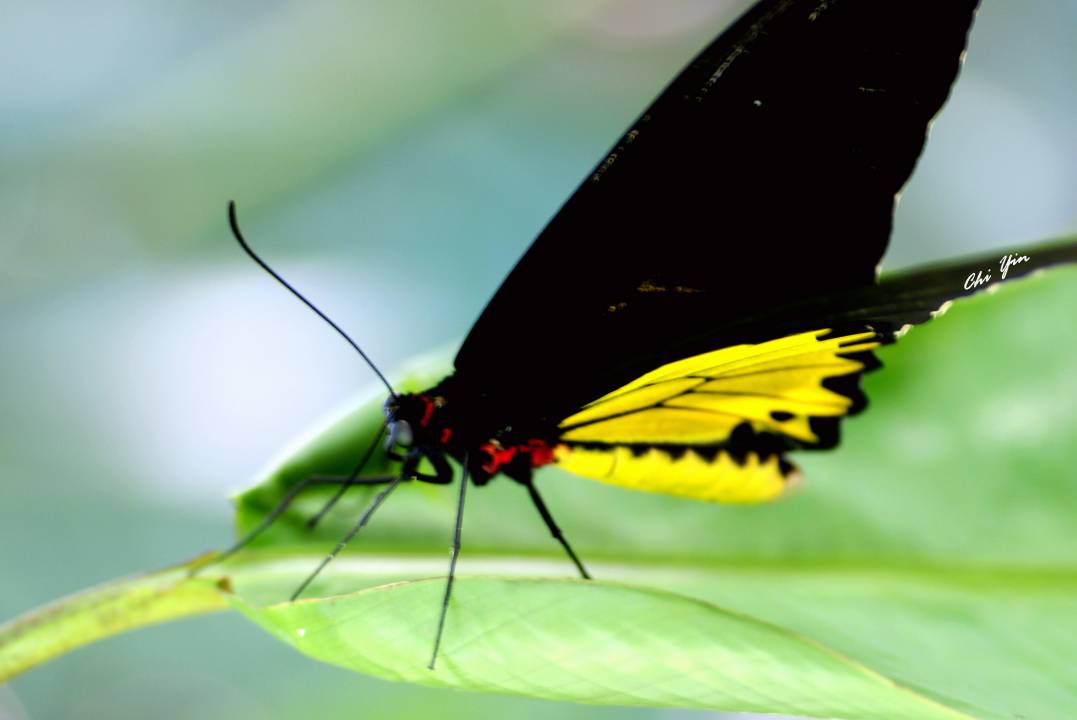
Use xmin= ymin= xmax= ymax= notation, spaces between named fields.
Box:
xmin=554 ymin=329 xmax=881 ymax=503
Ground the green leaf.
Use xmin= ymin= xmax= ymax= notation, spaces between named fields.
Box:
xmin=235 ymin=576 xmax=969 ymax=720
xmin=0 ymin=564 xmax=230 ymax=683
xmin=209 ymin=548 xmax=1076 ymax=720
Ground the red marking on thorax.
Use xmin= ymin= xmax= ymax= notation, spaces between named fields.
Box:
xmin=479 ymin=439 xmax=559 ymax=476
xmin=417 ymin=395 xmax=435 ymax=427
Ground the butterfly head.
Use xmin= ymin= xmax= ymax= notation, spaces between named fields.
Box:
xmin=384 ymin=392 xmax=452 ymax=451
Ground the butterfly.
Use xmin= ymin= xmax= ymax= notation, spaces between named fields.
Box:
xmin=212 ymin=0 xmax=1077 ymax=668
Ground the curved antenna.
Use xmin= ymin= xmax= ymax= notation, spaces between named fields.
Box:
xmin=228 ymin=201 xmax=397 ymax=397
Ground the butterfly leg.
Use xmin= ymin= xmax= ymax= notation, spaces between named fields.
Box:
xmin=429 ymin=452 xmax=469 ymax=670
xmin=191 ymin=472 xmax=400 ymax=576
xmin=304 ymin=429 xmax=452 ymax=532
xmin=290 ymin=453 xmax=421 ymax=600
xmin=416 ymin=448 xmax=456 ymax=484
xmin=523 ymin=478 xmax=592 ymax=580
xmin=306 ymin=424 xmax=388 ymax=530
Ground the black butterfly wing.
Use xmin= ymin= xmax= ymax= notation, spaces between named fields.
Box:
xmin=452 ymin=0 xmax=980 ymax=426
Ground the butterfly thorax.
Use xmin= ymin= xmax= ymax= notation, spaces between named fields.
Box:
xmin=385 ymin=378 xmax=560 ymax=485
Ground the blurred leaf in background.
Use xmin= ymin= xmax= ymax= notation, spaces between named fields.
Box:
xmin=2 ymin=1 xmax=1076 ymax=719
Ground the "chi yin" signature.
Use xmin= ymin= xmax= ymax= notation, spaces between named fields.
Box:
xmin=964 ymin=253 xmax=1030 ymax=291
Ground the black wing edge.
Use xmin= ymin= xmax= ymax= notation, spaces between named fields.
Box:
xmin=860 ymin=236 xmax=1077 ymax=328
xmin=734 ymin=236 xmax=1076 ymax=454
xmin=816 ymin=236 xmax=1077 ymax=449
xmin=709 ymin=235 xmax=1077 ymax=345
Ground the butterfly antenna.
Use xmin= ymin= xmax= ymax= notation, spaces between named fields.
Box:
xmin=227 ymin=201 xmax=397 ymax=398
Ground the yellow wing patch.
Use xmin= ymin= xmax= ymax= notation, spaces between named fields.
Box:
xmin=553 ymin=329 xmax=879 ymax=503
xmin=559 ymin=329 xmax=878 ymax=446
xmin=555 ymin=445 xmax=797 ymax=503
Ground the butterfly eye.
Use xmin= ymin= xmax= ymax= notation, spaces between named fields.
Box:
xmin=387 ymin=419 xmax=413 ymax=449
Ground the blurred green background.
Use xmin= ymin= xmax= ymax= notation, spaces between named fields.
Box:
xmin=2 ymin=1 xmax=1075 ymax=719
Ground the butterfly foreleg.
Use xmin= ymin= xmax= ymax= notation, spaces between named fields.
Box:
xmin=190 ymin=473 xmax=400 ymax=575
xmin=383 ymin=446 xmax=453 ymax=484
xmin=306 ymin=424 xmax=389 ymax=530
xmin=414 ymin=448 xmax=455 ymax=485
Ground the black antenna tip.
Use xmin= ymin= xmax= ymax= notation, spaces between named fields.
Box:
xmin=225 ymin=199 xmax=398 ymax=398
xmin=227 ymin=201 xmax=241 ymax=241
